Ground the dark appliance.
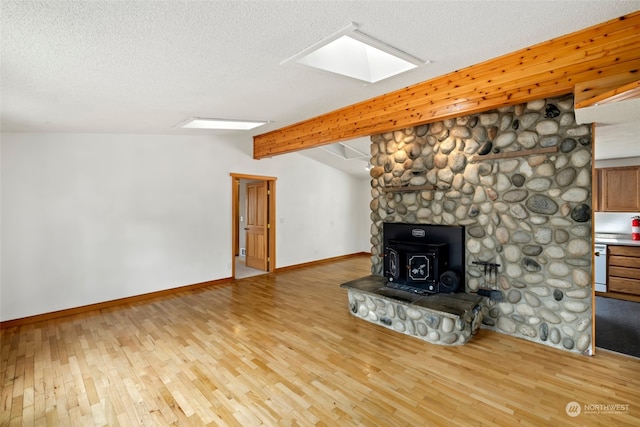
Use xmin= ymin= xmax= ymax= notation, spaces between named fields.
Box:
xmin=385 ymin=240 xmax=447 ymax=293
xmin=383 ymin=223 xmax=465 ymax=294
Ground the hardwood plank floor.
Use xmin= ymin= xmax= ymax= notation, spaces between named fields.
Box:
xmin=2 ymin=256 xmax=639 ymax=426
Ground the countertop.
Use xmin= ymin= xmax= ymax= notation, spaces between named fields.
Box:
xmin=594 ymin=233 xmax=640 ymax=246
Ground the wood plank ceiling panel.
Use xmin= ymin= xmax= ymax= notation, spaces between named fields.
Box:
xmin=254 ymin=11 xmax=640 ymax=159
xmin=575 ymin=79 xmax=640 ymax=108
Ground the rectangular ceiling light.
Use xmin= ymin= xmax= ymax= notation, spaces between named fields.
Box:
xmin=282 ymin=23 xmax=424 ymax=84
xmin=180 ymin=117 xmax=268 ymax=130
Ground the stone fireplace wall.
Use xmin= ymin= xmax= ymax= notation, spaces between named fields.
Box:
xmin=368 ymin=95 xmax=593 ymax=354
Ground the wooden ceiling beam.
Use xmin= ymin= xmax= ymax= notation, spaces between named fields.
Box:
xmin=575 ymin=79 xmax=640 ymax=108
xmin=254 ymin=11 xmax=640 ymax=159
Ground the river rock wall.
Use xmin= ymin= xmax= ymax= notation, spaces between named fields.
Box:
xmin=368 ymin=95 xmax=593 ymax=354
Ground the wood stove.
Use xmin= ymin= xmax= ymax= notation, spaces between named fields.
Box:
xmin=385 ymin=240 xmax=448 ymax=293
xmin=383 ymin=223 xmax=465 ymax=295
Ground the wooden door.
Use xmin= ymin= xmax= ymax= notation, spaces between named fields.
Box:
xmin=245 ymin=181 xmax=268 ymax=271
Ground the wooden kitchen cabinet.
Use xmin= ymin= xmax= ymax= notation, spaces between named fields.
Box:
xmin=608 ymin=245 xmax=640 ymax=296
xmin=595 ymin=166 xmax=640 ymax=212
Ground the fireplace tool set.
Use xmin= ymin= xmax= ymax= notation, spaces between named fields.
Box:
xmin=471 ymin=261 xmax=503 ymax=301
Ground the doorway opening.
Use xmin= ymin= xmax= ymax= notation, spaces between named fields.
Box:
xmin=231 ymin=173 xmax=276 ymax=279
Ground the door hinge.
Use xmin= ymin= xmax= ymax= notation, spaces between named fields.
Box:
xmin=267 ymin=190 xmax=271 ymax=196
xmin=267 ymin=223 xmax=271 ymax=229
xmin=267 ymin=257 xmax=271 ymax=262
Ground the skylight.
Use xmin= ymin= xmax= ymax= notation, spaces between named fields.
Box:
xmin=282 ymin=23 xmax=424 ymax=84
xmin=180 ymin=117 xmax=268 ymax=130
xmin=321 ymin=142 xmax=369 ymax=160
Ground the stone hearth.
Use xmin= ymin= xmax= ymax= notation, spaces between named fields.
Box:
xmin=341 ymin=276 xmax=483 ymax=345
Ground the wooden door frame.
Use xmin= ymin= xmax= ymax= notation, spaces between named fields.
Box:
xmin=230 ymin=173 xmax=276 ymax=278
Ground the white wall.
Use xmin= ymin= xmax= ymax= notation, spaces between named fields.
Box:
xmin=594 ymin=156 xmax=640 ymax=169
xmin=358 ymin=178 xmax=373 ymax=253
xmin=276 ymin=160 xmax=372 ymax=264
xmin=1 ymin=133 xmax=370 ymax=321
xmin=595 ymin=212 xmax=640 ymax=234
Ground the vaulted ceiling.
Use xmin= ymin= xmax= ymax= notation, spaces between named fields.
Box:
xmin=2 ymin=1 xmax=639 ymax=177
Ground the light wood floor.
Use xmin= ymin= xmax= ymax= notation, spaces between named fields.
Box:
xmin=2 ymin=256 xmax=639 ymax=426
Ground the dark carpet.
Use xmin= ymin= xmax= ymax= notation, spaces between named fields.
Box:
xmin=595 ymin=296 xmax=640 ymax=358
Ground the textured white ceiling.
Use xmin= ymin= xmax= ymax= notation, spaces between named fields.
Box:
xmin=2 ymin=1 xmax=639 ymax=176
xmin=575 ymin=98 xmax=640 ymax=161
